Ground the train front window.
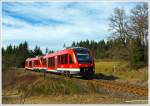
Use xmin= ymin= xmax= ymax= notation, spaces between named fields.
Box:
xmin=74 ymin=48 xmax=92 ymax=64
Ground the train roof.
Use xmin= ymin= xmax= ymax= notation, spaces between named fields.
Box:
xmin=70 ymin=47 xmax=89 ymax=50
xmin=26 ymin=47 xmax=89 ymax=60
xmin=26 ymin=56 xmax=43 ymax=61
xmin=43 ymin=48 xmax=73 ymax=58
xmin=43 ymin=47 xmax=88 ymax=58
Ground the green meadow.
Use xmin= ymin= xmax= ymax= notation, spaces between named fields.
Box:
xmin=95 ymin=60 xmax=148 ymax=82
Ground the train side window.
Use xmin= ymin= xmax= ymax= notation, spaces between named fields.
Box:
xmin=58 ymin=56 xmax=61 ymax=65
xmin=35 ymin=60 xmax=38 ymax=65
xmin=45 ymin=59 xmax=47 ymax=65
xmin=42 ymin=58 xmax=46 ymax=65
xmin=59 ymin=56 xmax=61 ymax=64
xmin=62 ymin=55 xmax=65 ymax=64
xmin=34 ymin=60 xmax=38 ymax=65
xmin=38 ymin=60 xmax=39 ymax=65
xmin=64 ymin=54 xmax=68 ymax=64
xmin=51 ymin=58 xmax=52 ymax=66
xmin=69 ymin=54 xmax=74 ymax=64
xmin=48 ymin=58 xmax=51 ymax=67
xmin=61 ymin=55 xmax=63 ymax=64
xmin=34 ymin=61 xmax=35 ymax=65
xmin=33 ymin=61 xmax=35 ymax=66
xmin=53 ymin=57 xmax=55 ymax=66
xmin=57 ymin=56 xmax=59 ymax=64
xmin=29 ymin=61 xmax=32 ymax=67
xmin=48 ymin=57 xmax=55 ymax=67
xmin=37 ymin=60 xmax=39 ymax=65
xmin=38 ymin=60 xmax=40 ymax=65
xmin=34 ymin=60 xmax=36 ymax=65
xmin=60 ymin=54 xmax=68 ymax=64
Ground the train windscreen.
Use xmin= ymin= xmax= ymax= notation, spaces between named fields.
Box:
xmin=73 ymin=48 xmax=92 ymax=64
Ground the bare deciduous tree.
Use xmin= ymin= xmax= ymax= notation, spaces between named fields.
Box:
xmin=109 ymin=8 xmax=130 ymax=49
xmin=129 ymin=3 xmax=148 ymax=46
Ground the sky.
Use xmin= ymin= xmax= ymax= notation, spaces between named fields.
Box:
xmin=2 ymin=1 xmax=140 ymax=52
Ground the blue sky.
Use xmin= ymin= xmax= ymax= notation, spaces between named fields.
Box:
xmin=2 ymin=1 xmax=140 ymax=52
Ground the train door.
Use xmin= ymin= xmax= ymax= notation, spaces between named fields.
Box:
xmin=68 ymin=54 xmax=75 ymax=68
xmin=29 ymin=61 xmax=32 ymax=68
xmin=47 ymin=56 xmax=55 ymax=71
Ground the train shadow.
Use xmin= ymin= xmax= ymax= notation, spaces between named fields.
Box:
xmin=75 ymin=73 xmax=119 ymax=81
xmin=29 ymin=69 xmax=119 ymax=81
xmin=93 ymin=73 xmax=119 ymax=80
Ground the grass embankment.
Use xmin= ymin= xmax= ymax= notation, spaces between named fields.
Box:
xmin=2 ymin=68 xmax=147 ymax=104
xmin=2 ymin=69 xmax=121 ymax=104
xmin=95 ymin=60 xmax=148 ymax=83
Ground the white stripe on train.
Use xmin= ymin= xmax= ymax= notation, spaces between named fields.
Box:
xmin=26 ymin=67 xmax=80 ymax=73
xmin=25 ymin=67 xmax=46 ymax=70
xmin=26 ymin=67 xmax=80 ymax=75
xmin=57 ymin=68 xmax=80 ymax=71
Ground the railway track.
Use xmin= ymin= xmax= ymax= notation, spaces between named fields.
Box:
xmin=26 ymin=70 xmax=148 ymax=97
xmin=91 ymin=79 xmax=148 ymax=97
xmin=69 ymin=76 xmax=148 ymax=97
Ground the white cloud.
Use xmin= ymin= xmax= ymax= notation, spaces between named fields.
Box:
xmin=2 ymin=2 xmax=139 ymax=51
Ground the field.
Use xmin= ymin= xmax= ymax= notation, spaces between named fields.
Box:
xmin=95 ymin=60 xmax=148 ymax=84
xmin=2 ymin=61 xmax=148 ymax=104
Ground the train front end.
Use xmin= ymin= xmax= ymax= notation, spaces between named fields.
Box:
xmin=73 ymin=47 xmax=95 ymax=79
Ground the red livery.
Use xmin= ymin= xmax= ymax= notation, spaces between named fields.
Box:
xmin=25 ymin=47 xmax=95 ymax=78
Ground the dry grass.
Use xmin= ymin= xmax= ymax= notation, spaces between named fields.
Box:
xmin=14 ymin=94 xmax=128 ymax=104
xmin=2 ymin=65 xmax=148 ymax=104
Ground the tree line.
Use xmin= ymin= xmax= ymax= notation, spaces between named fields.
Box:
xmin=2 ymin=41 xmax=54 ymax=69
xmin=2 ymin=3 xmax=148 ymax=69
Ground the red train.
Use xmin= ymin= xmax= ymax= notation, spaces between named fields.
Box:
xmin=25 ymin=47 xmax=95 ymax=78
